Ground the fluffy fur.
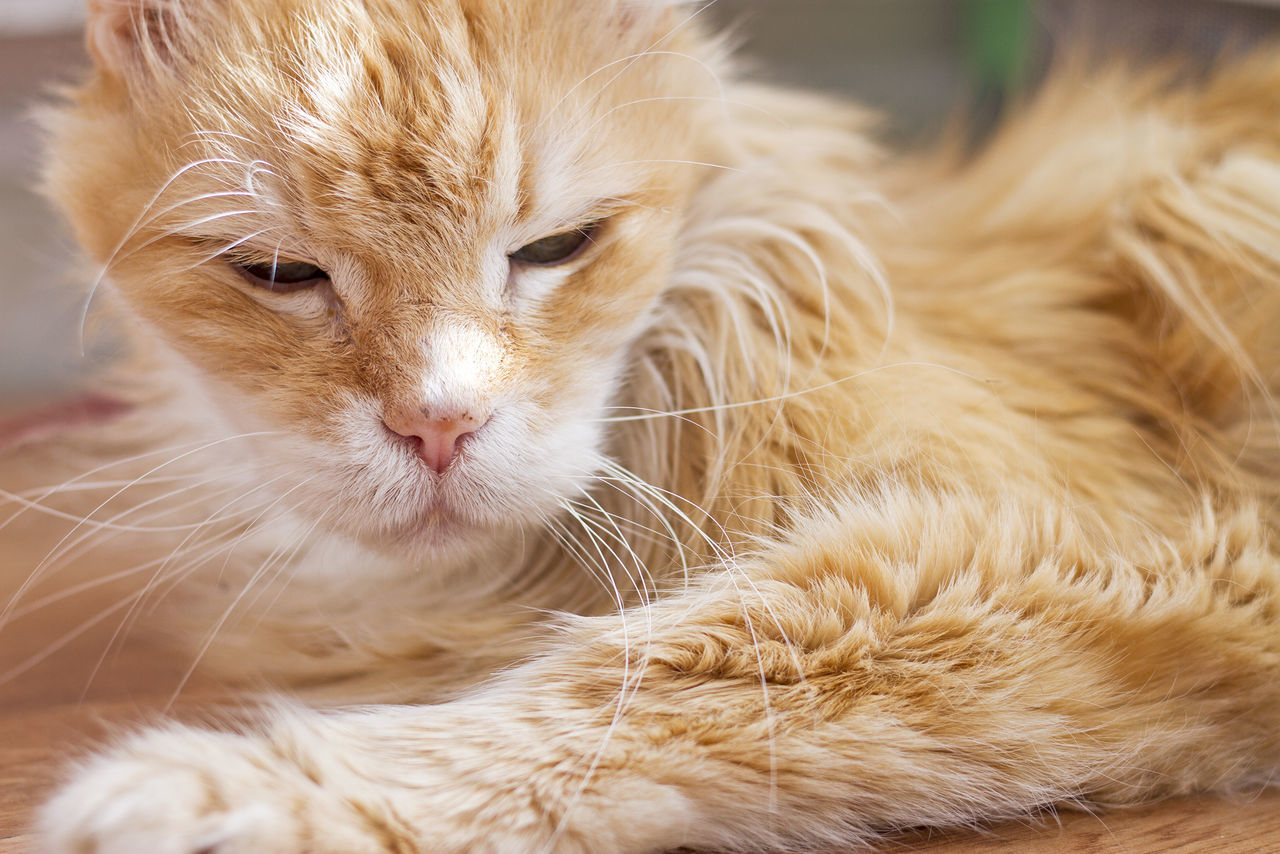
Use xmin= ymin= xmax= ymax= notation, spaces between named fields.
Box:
xmin=5 ymin=0 xmax=1280 ymax=851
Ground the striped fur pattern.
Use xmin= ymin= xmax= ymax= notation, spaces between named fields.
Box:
xmin=8 ymin=0 xmax=1280 ymax=850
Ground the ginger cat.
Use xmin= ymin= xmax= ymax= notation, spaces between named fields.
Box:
xmin=5 ymin=1 xmax=1280 ymax=851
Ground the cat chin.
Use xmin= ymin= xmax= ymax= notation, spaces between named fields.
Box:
xmin=384 ymin=516 xmax=517 ymax=567
xmin=308 ymin=507 xmax=523 ymax=586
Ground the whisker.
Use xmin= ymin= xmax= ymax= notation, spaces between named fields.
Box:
xmin=0 ymin=434 xmax=279 ymax=532
xmin=1 ymin=434 xmax=281 ymax=622
xmin=72 ymin=521 xmax=275 ymax=700
xmin=12 ymin=470 xmax=234 ymax=499
xmin=4 ymin=517 xmax=264 ymax=622
xmin=600 ymin=461 xmax=811 ymax=692
xmin=539 ymin=46 xmax=720 ymax=132
xmin=0 ymin=468 xmax=273 ymax=624
xmin=0 ymin=591 xmax=140 ymax=687
xmin=78 ymin=156 xmax=267 ymax=352
xmin=167 ymin=495 xmax=322 ymax=708
xmin=583 ymin=158 xmax=740 ymax=176
xmin=107 ymin=208 xmax=265 ymax=268
xmin=82 ymin=473 xmax=317 ymax=697
xmin=599 ymin=361 xmax=988 ymax=423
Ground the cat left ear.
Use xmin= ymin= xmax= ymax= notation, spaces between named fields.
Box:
xmin=85 ymin=0 xmax=190 ymax=79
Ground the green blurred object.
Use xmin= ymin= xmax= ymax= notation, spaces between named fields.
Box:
xmin=964 ymin=0 xmax=1034 ymax=91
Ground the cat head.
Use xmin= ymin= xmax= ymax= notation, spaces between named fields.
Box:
xmin=50 ymin=0 xmax=727 ymax=559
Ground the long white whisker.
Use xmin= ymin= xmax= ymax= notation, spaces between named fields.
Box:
xmin=74 ymin=474 xmax=303 ymax=693
xmin=167 ymin=494 xmax=322 ymax=708
xmin=596 ymin=462 xmax=788 ymax=816
xmin=600 ymin=461 xmax=810 ymax=692
xmin=0 ymin=594 xmax=141 ymax=687
xmin=599 ymin=361 xmax=988 ymax=423
xmin=78 ymin=156 xmax=262 ymax=352
xmin=1 ymin=432 xmax=279 ymax=621
xmin=0 ymin=467 xmax=273 ymax=626
xmin=13 ymin=471 xmax=233 ymax=499
xmin=0 ymin=434 xmax=279 ymax=532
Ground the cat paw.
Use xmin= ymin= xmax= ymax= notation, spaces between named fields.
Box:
xmin=40 ymin=727 xmax=402 ymax=854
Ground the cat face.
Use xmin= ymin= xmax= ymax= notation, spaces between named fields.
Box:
xmin=52 ymin=0 xmax=723 ymax=557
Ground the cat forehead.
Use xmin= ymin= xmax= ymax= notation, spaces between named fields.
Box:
xmin=93 ymin=0 xmax=705 ymax=106
xmin=232 ymin=68 xmax=615 ymax=253
xmin=183 ymin=5 xmax=668 ymax=184
xmin=284 ymin=104 xmax=526 ymax=249
xmin=89 ymin=0 xmax=716 ymax=261
xmin=183 ymin=0 xmax=681 ymax=106
xmin=173 ymin=10 xmax=697 ymax=245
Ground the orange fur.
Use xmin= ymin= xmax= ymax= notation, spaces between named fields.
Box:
xmin=5 ymin=1 xmax=1280 ymax=851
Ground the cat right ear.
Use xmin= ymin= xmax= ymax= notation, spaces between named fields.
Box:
xmin=85 ymin=0 xmax=188 ymax=79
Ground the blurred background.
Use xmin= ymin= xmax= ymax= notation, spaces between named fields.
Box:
xmin=2 ymin=1 xmax=1280 ymax=408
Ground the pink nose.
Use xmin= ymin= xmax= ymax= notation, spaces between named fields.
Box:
xmin=383 ymin=406 xmax=488 ymax=475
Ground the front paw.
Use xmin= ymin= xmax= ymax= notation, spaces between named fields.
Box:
xmin=40 ymin=727 xmax=406 ymax=854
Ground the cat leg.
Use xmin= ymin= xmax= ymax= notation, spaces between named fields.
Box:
xmin=42 ymin=492 xmax=1280 ymax=853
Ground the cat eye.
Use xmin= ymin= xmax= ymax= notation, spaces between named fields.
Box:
xmin=509 ymin=223 xmax=600 ymax=267
xmin=232 ymin=258 xmax=330 ymax=294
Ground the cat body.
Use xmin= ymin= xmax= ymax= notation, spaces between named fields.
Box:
xmin=7 ymin=0 xmax=1280 ymax=851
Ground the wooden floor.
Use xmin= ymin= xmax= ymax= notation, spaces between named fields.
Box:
xmin=2 ymin=518 xmax=1280 ymax=853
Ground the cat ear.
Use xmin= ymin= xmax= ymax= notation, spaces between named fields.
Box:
xmin=85 ymin=0 xmax=190 ymax=78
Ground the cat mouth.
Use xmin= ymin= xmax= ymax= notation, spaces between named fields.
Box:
xmin=389 ymin=465 xmax=492 ymax=542
xmin=330 ymin=414 xmax=526 ymax=550
xmin=313 ymin=428 xmax=497 ymax=549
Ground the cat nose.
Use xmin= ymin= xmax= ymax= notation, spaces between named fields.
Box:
xmin=383 ymin=405 xmax=490 ymax=475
